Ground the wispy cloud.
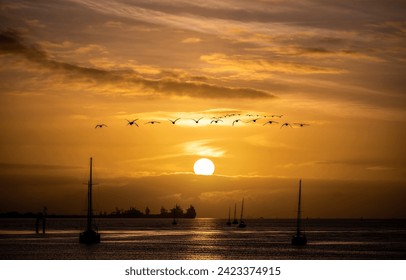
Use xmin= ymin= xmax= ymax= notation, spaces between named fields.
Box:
xmin=103 ymin=20 xmax=125 ymax=28
xmin=246 ymin=45 xmax=386 ymax=62
xmin=315 ymin=159 xmax=404 ymax=170
xmin=68 ymin=0 xmax=401 ymax=53
xmin=182 ymin=139 xmax=226 ymax=158
xmin=0 ymin=30 xmax=274 ymax=99
xmin=74 ymin=44 xmax=108 ymax=55
xmin=200 ymin=53 xmax=346 ymax=80
xmin=25 ymin=19 xmax=46 ymax=28
xmin=0 ymin=162 xmax=81 ymax=171
xmin=181 ymin=37 xmax=202 ymax=43
xmin=244 ymin=134 xmax=292 ymax=149
xmin=127 ymin=137 xmax=226 ymax=164
xmin=365 ymin=166 xmax=395 ymax=171
xmin=198 ymin=190 xmax=247 ymax=203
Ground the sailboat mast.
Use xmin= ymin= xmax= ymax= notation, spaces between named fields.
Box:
xmin=87 ymin=157 xmax=93 ymax=232
xmin=228 ymin=207 xmax=231 ymax=221
xmin=240 ymin=198 xmax=244 ymax=221
xmin=296 ymin=179 xmax=302 ymax=235
xmin=234 ymin=203 xmax=237 ymax=220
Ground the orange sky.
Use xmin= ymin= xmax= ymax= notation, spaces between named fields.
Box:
xmin=0 ymin=0 xmax=405 ymax=218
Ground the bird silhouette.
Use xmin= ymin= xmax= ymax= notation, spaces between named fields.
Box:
xmin=232 ymin=119 xmax=242 ymax=126
xmin=191 ymin=117 xmax=204 ymax=124
xmin=247 ymin=118 xmax=261 ymax=123
xmin=95 ymin=124 xmax=108 ymax=128
xmin=280 ymin=122 xmax=293 ymax=128
xmin=145 ymin=121 xmax=160 ymax=125
xmin=126 ymin=119 xmax=139 ymax=127
xmin=272 ymin=115 xmax=284 ymax=118
xmin=294 ymin=123 xmax=310 ymax=127
xmin=168 ymin=118 xmax=181 ymax=124
xmin=263 ymin=120 xmax=279 ymax=126
xmin=210 ymin=119 xmax=223 ymax=124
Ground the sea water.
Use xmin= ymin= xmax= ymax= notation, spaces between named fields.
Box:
xmin=0 ymin=218 xmax=405 ymax=259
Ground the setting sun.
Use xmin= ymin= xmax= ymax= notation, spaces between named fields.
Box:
xmin=193 ymin=158 xmax=215 ymax=176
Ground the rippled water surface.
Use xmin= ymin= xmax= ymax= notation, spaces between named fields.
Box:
xmin=1 ymin=218 xmax=405 ymax=259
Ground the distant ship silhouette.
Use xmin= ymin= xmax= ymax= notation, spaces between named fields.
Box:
xmin=292 ymin=179 xmax=307 ymax=246
xmin=79 ymin=157 xmax=100 ymax=244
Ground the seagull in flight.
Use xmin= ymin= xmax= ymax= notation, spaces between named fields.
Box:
xmin=95 ymin=124 xmax=108 ymax=128
xmin=232 ymin=119 xmax=242 ymax=126
xmin=145 ymin=121 xmax=161 ymax=125
xmin=168 ymin=118 xmax=181 ymax=124
xmin=126 ymin=119 xmax=139 ymax=127
xmin=210 ymin=119 xmax=223 ymax=124
xmin=247 ymin=118 xmax=261 ymax=123
xmin=191 ymin=117 xmax=204 ymax=124
xmin=263 ymin=120 xmax=279 ymax=126
xmin=280 ymin=122 xmax=293 ymax=128
xmin=294 ymin=123 xmax=310 ymax=127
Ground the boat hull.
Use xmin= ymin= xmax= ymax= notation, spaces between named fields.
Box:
xmin=291 ymin=234 xmax=307 ymax=246
xmin=79 ymin=230 xmax=100 ymax=244
xmin=238 ymin=221 xmax=247 ymax=228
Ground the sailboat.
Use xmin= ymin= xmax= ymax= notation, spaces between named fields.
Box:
xmin=291 ymin=179 xmax=307 ymax=246
xmin=226 ymin=207 xmax=232 ymax=226
xmin=232 ymin=203 xmax=238 ymax=224
xmin=79 ymin=157 xmax=101 ymax=244
xmin=238 ymin=198 xmax=247 ymax=228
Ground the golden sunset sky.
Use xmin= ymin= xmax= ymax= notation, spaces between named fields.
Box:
xmin=0 ymin=0 xmax=405 ymax=218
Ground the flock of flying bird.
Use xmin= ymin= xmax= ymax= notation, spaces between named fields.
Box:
xmin=95 ymin=113 xmax=310 ymax=129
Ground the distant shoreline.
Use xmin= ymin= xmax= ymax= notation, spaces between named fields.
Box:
xmin=0 ymin=213 xmax=196 ymax=219
xmin=1 ymin=214 xmax=405 ymax=220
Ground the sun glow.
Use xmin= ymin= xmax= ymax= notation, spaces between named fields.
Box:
xmin=193 ymin=158 xmax=215 ymax=176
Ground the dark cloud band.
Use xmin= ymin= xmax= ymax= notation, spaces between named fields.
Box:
xmin=0 ymin=30 xmax=275 ymax=100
